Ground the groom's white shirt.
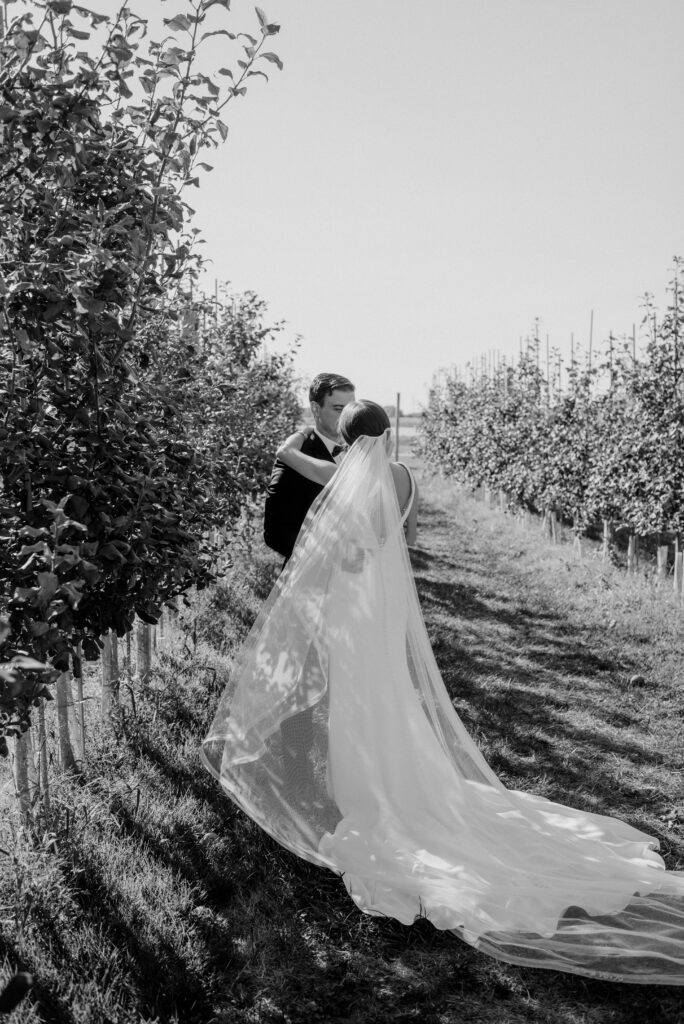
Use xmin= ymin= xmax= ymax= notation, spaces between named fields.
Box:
xmin=313 ymin=428 xmax=345 ymax=463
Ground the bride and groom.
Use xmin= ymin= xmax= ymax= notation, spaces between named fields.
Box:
xmin=202 ymin=372 xmax=684 ymax=985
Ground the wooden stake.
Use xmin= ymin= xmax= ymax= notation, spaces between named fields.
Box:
xmin=656 ymin=544 xmax=669 ymax=584
xmin=13 ymin=731 xmax=32 ymax=822
xmin=602 ymin=518 xmax=612 ymax=562
xmin=674 ymin=550 xmax=683 ymax=603
xmin=627 ymin=534 xmax=638 ymax=574
xmin=73 ymin=644 xmax=85 ymax=761
xmin=37 ymin=700 xmax=50 ymax=814
xmin=136 ymin=620 xmax=152 ymax=684
xmin=101 ymin=631 xmax=120 ymax=728
xmin=55 ymin=670 xmax=77 ymax=772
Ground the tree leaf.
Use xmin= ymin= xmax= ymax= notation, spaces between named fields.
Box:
xmin=201 ymin=29 xmax=236 ymax=41
xmin=261 ymin=51 xmax=283 ymax=70
xmin=164 ymin=14 xmax=192 ymax=32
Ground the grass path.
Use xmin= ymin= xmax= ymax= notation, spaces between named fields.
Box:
xmin=3 ymin=470 xmax=684 ymax=1022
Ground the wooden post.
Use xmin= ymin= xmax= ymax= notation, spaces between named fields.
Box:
xmin=25 ymin=726 xmax=38 ymax=805
xmin=37 ymin=700 xmax=50 ymax=814
xmin=627 ymin=534 xmax=638 ymax=574
xmin=13 ymin=730 xmax=32 ymax=821
xmin=551 ymin=511 xmax=561 ymax=544
xmin=674 ymin=548 xmax=683 ymax=603
xmin=72 ymin=644 xmax=85 ymax=762
xmin=602 ymin=519 xmax=612 ymax=561
xmin=656 ymin=544 xmax=669 ymax=584
xmin=55 ymin=671 xmax=77 ymax=772
xmin=101 ymin=631 xmax=120 ymax=727
xmin=136 ymin=619 xmax=152 ymax=684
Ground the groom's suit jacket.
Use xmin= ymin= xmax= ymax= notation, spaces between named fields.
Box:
xmin=263 ymin=430 xmax=336 ymax=560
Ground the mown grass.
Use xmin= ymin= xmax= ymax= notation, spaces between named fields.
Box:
xmin=2 ymin=472 xmax=684 ymax=1022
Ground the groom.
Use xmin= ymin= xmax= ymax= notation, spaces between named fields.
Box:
xmin=264 ymin=372 xmax=356 ymax=561
xmin=264 ymin=372 xmax=355 ymax=804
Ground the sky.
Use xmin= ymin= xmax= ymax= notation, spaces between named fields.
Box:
xmin=23 ymin=0 xmax=684 ymax=412
xmin=187 ymin=0 xmax=684 ymax=411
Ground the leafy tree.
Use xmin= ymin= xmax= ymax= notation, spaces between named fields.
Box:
xmin=0 ymin=0 xmax=285 ymax=741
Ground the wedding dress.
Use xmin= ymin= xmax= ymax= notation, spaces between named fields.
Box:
xmin=202 ymin=435 xmax=684 ymax=984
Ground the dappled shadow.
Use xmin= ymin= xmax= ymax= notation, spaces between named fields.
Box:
xmin=409 ymin=502 xmax=683 ymax=855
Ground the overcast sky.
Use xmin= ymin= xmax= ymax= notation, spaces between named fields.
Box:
xmin=42 ymin=0 xmax=684 ymax=410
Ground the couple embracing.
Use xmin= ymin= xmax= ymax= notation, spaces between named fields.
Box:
xmin=202 ymin=373 xmax=684 ymax=985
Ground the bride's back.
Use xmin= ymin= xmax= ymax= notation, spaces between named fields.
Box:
xmin=389 ymin=461 xmax=412 ymax=511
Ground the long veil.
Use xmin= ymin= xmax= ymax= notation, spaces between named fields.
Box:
xmin=202 ymin=434 xmax=684 ymax=984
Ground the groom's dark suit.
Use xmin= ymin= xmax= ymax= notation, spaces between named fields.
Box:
xmin=263 ymin=429 xmax=336 ymax=560
xmin=263 ymin=429 xmax=337 ymax=804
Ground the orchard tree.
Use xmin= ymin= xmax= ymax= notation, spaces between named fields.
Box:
xmin=0 ymin=0 xmax=284 ymax=740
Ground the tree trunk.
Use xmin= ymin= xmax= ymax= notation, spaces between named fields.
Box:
xmin=55 ymin=670 xmax=77 ymax=772
xmin=101 ymin=630 xmax=120 ymax=729
xmin=136 ymin=619 xmax=152 ymax=684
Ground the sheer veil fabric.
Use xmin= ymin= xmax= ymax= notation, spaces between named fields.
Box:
xmin=202 ymin=435 xmax=684 ymax=984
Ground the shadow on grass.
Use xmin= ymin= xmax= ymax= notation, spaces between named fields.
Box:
xmin=411 ymin=502 xmax=681 ymax=839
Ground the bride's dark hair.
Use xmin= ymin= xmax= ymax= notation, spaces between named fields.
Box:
xmin=339 ymin=400 xmax=390 ymax=444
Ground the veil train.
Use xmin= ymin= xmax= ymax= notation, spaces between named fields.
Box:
xmin=202 ymin=434 xmax=684 ymax=984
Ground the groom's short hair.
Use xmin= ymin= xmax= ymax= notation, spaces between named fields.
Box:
xmin=309 ymin=373 xmax=355 ymax=405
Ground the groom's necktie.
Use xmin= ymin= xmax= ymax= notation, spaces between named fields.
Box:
xmin=331 ymin=444 xmax=345 ymax=460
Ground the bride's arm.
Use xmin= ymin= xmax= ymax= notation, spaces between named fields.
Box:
xmin=404 ymin=480 xmax=419 ymax=546
xmin=276 ymin=432 xmax=337 ymax=486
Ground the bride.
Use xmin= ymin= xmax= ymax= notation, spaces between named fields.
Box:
xmin=202 ymin=399 xmax=684 ymax=985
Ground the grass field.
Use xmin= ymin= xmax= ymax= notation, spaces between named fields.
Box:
xmin=3 ymin=440 xmax=684 ymax=1022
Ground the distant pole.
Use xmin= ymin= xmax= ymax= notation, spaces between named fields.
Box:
xmin=632 ymin=323 xmax=636 ymax=362
xmin=570 ymin=331 xmax=575 ymax=371
xmin=588 ymin=309 xmax=594 ymax=371
xmin=214 ymin=278 xmax=219 ymax=324
xmin=394 ymin=393 xmax=400 ymax=461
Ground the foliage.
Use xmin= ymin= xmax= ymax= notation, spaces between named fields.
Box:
xmin=0 ymin=0 xmax=287 ymax=738
xmin=419 ymin=261 xmax=684 ymax=540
